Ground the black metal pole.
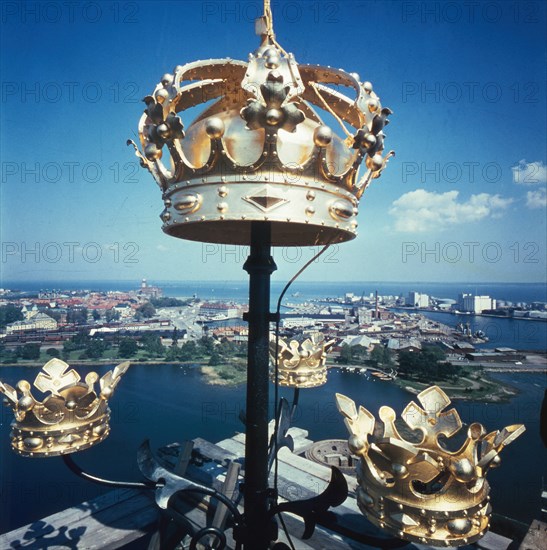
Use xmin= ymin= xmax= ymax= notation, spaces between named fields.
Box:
xmin=243 ymin=221 xmax=277 ymax=549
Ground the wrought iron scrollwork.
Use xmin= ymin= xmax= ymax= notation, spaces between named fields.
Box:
xmin=62 ymin=438 xmax=350 ymax=549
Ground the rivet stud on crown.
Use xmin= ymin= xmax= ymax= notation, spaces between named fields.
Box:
xmin=129 ymin=1 xmax=394 ymax=246
xmin=335 ymin=386 xmax=525 ymax=547
xmin=0 ymin=358 xmax=130 ymax=457
xmin=270 ymin=334 xmax=335 ymax=388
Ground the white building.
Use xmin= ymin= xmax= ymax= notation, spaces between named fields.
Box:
xmin=357 ymin=308 xmax=373 ymax=325
xmin=281 ymin=317 xmax=317 ymax=329
xmin=113 ymin=303 xmax=134 ymax=319
xmin=340 ymin=334 xmax=380 ymax=350
xmin=461 ymin=294 xmax=496 ymax=314
xmin=6 ymin=307 xmax=58 ymax=333
xmin=199 ymin=302 xmax=240 ymax=319
xmin=407 ymin=291 xmax=429 ymax=308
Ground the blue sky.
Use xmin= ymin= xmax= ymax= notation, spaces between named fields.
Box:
xmin=1 ymin=0 xmax=546 ymax=284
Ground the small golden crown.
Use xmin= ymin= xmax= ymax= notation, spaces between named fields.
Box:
xmin=0 ymin=358 xmax=130 ymax=457
xmin=270 ymin=335 xmax=334 ymax=388
xmin=336 ymin=386 xmax=525 ymax=547
xmin=129 ymin=5 xmax=393 ymax=247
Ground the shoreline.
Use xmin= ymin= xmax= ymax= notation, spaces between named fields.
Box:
xmin=389 ymin=306 xmax=547 ymax=322
xmin=0 ymin=359 xmax=203 ymax=368
xmin=326 ymin=364 xmax=524 ymax=403
xmin=1 ymin=359 xmax=538 ymax=404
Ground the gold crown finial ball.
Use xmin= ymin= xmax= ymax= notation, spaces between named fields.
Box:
xmin=363 ymin=134 xmax=376 ymax=149
xmin=266 ymin=108 xmax=283 ymax=126
xmin=155 ymin=88 xmax=169 ymax=104
xmin=313 ymin=126 xmax=333 ymax=147
xmin=145 ymin=143 xmax=162 ymax=161
xmin=263 ymin=48 xmax=280 ymax=68
xmin=205 ymin=117 xmax=225 ymax=139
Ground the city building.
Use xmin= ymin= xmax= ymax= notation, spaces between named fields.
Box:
xmin=199 ymin=302 xmax=240 ymax=319
xmin=386 ymin=338 xmax=422 ymax=352
xmin=281 ymin=317 xmax=318 ymax=329
xmin=407 ymin=292 xmax=429 ymax=308
xmin=138 ymin=279 xmax=162 ymax=299
xmin=357 ymin=308 xmax=373 ymax=325
xmin=212 ymin=326 xmax=249 ymax=343
xmin=113 ymin=303 xmax=134 ymax=319
xmin=5 ymin=306 xmax=58 ymax=334
xmin=466 ymin=351 xmax=525 ymax=362
xmin=339 ymin=334 xmax=380 ymax=350
xmin=459 ymin=294 xmax=496 ymax=314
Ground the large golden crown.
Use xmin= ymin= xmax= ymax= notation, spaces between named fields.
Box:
xmin=129 ymin=2 xmax=393 ymax=246
xmin=0 ymin=359 xmax=130 ymax=457
xmin=336 ymin=386 xmax=525 ymax=547
xmin=270 ymin=335 xmax=334 ymax=388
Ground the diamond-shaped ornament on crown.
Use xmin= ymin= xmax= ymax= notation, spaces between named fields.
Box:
xmin=129 ymin=0 xmax=394 ymax=246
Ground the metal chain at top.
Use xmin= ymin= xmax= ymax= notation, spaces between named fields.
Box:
xmin=263 ymin=0 xmax=352 ymax=141
xmin=263 ymin=0 xmax=289 ymax=56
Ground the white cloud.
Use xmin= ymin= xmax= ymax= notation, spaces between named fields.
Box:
xmin=389 ymin=189 xmax=513 ymax=233
xmin=526 ymin=187 xmax=547 ymax=210
xmin=512 ymin=159 xmax=547 ymax=185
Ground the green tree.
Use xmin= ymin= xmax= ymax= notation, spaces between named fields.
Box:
xmin=397 ymin=350 xmax=421 ymax=378
xmin=21 ymin=343 xmax=41 ymax=360
xmin=179 ymin=340 xmax=198 ymax=360
xmin=171 ymin=327 xmax=179 ymax=346
xmin=352 ymin=345 xmax=368 ymax=363
xmin=46 ymin=347 xmax=61 ymax=358
xmin=150 ymin=297 xmax=188 ymax=308
xmin=199 ymin=336 xmax=215 ymax=355
xmin=208 ymin=351 xmax=221 ymax=366
xmin=337 ymin=344 xmax=353 ymax=364
xmin=398 ymin=346 xmax=449 ymax=381
xmin=63 ymin=332 xmax=89 ymax=353
xmin=370 ymin=345 xmax=394 ymax=368
xmin=67 ymin=308 xmax=88 ymax=325
xmin=105 ymin=309 xmax=121 ymax=323
xmin=218 ymin=339 xmax=237 ymax=357
xmin=136 ymin=302 xmax=156 ymax=319
xmin=45 ymin=309 xmax=64 ymax=322
xmin=92 ymin=309 xmax=101 ymax=321
xmin=0 ymin=304 xmax=23 ymax=329
xmin=140 ymin=333 xmax=164 ymax=357
xmin=118 ymin=338 xmax=138 ymax=358
xmin=164 ymin=346 xmax=180 ymax=361
xmin=85 ymin=339 xmax=107 ymax=359
xmin=419 ymin=346 xmax=447 ymax=379
xmin=370 ymin=345 xmax=384 ymax=367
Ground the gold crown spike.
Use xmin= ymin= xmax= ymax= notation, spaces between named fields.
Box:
xmin=0 ymin=359 xmax=130 ymax=457
xmin=270 ymin=335 xmax=335 ymax=388
xmin=129 ymin=3 xmax=394 ymax=246
xmin=335 ymin=386 xmax=525 ymax=547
